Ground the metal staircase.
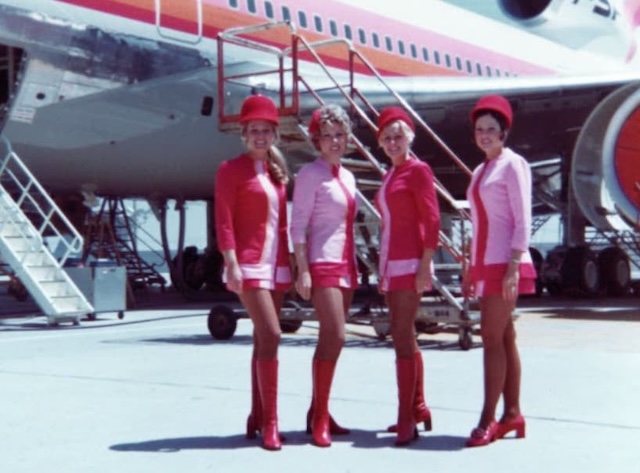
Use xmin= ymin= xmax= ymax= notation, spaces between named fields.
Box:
xmin=0 ymin=136 xmax=93 ymax=324
xmin=83 ymin=197 xmax=166 ymax=292
xmin=217 ymin=21 xmax=479 ymax=348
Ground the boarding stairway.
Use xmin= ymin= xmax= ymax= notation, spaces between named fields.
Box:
xmin=0 ymin=136 xmax=93 ymax=324
xmin=217 ymin=22 xmax=478 ymax=347
xmin=83 ymin=197 xmax=166 ymax=292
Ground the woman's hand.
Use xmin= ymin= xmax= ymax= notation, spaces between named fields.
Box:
xmin=226 ymin=262 xmax=243 ymax=294
xmin=502 ymin=265 xmax=520 ymax=302
xmin=415 ymin=264 xmax=432 ymax=294
xmin=416 ymin=249 xmax=434 ymax=294
xmin=295 ymin=271 xmax=312 ymax=301
xmin=461 ymin=270 xmax=474 ymax=298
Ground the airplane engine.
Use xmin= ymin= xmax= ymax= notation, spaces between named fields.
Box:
xmin=571 ymin=82 xmax=640 ymax=232
xmin=498 ymin=0 xmax=635 ymax=60
xmin=537 ymin=83 xmax=640 ymax=298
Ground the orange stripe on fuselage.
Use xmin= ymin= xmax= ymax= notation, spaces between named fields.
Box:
xmin=55 ymin=0 xmax=460 ymax=77
xmin=56 ymin=0 xmax=155 ymax=23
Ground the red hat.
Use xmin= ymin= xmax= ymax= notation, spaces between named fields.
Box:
xmin=239 ymin=95 xmax=279 ymax=126
xmin=377 ymin=106 xmax=415 ymax=139
xmin=308 ymin=109 xmax=322 ymax=136
xmin=470 ymin=94 xmax=513 ymax=128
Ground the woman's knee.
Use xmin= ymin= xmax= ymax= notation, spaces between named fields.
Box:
xmin=256 ymin=326 xmax=281 ymax=348
xmin=480 ymin=325 xmax=504 ymax=349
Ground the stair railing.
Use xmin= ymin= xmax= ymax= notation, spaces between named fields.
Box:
xmin=0 ymin=136 xmax=83 ymax=265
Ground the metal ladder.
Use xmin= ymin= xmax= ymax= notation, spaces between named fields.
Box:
xmin=217 ymin=22 xmax=478 ymax=347
xmin=0 ymin=136 xmax=93 ymax=324
xmin=83 ymin=198 xmax=166 ymax=292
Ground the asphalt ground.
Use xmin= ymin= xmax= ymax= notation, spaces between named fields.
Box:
xmin=1 ymin=287 xmax=639 ymax=473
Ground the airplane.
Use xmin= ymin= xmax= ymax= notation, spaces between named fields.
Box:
xmin=1 ymin=0 xmax=640 ymax=307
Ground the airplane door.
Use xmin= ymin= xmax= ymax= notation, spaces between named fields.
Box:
xmin=156 ymin=0 xmax=202 ymax=44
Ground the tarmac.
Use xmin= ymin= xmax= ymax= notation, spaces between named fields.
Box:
xmin=1 ymin=286 xmax=639 ymax=473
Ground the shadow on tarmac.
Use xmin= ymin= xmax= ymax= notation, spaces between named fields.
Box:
xmin=540 ymin=308 xmax=640 ymax=322
xmin=110 ymin=431 xmax=467 ymax=452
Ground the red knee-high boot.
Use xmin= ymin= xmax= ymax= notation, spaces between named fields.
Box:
xmin=411 ymin=350 xmax=433 ymax=430
xmin=387 ymin=351 xmax=433 ymax=433
xmin=246 ymin=357 xmax=261 ymax=439
xmin=306 ymin=360 xmax=350 ymax=436
xmin=256 ymin=359 xmax=282 ymax=451
xmin=305 ymin=404 xmax=351 ymax=435
xmin=311 ymin=359 xmax=337 ymax=447
xmin=395 ymin=357 xmax=418 ymax=447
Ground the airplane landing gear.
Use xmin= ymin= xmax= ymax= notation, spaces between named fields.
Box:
xmin=541 ymin=245 xmax=632 ymax=297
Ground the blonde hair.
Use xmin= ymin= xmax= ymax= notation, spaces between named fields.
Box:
xmin=266 ymin=146 xmax=290 ymax=185
xmin=378 ymin=119 xmax=415 ymax=147
xmin=310 ymin=104 xmax=352 ymax=151
xmin=241 ymin=123 xmax=289 ymax=185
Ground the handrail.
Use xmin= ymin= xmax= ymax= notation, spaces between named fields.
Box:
xmin=285 ymin=32 xmax=473 ymax=177
xmin=0 ymin=136 xmax=83 ymax=265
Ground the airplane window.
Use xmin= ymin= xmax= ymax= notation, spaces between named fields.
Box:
xmin=466 ymin=60 xmax=472 ymax=74
xmin=264 ymin=1 xmax=274 ymax=18
xmin=314 ymin=15 xmax=323 ymax=32
xmin=344 ymin=24 xmax=352 ymax=40
xmin=247 ymin=0 xmax=257 ymax=14
xmin=358 ymin=28 xmax=366 ymax=44
xmin=495 ymin=69 xmax=501 ymax=77
xmin=422 ymin=47 xmax=429 ymax=62
xmin=455 ymin=57 xmax=462 ymax=70
xmin=476 ymin=63 xmax=482 ymax=75
xmin=372 ymin=33 xmax=380 ymax=48
xmin=229 ymin=0 xmax=239 ymax=8
xmin=330 ymin=20 xmax=338 ymax=36
xmin=385 ymin=36 xmax=393 ymax=51
xmin=282 ymin=6 xmax=291 ymax=21
xmin=410 ymin=44 xmax=417 ymax=59
xmin=398 ymin=40 xmax=405 ymax=56
xmin=445 ymin=54 xmax=451 ymax=68
xmin=434 ymin=51 xmax=440 ymax=64
xmin=298 ymin=11 xmax=308 ymax=28
xmin=485 ymin=66 xmax=492 ymax=76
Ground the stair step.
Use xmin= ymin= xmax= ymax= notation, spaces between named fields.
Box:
xmin=355 ymin=178 xmax=383 ymax=189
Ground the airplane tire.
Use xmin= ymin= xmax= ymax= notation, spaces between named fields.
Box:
xmin=207 ymin=305 xmax=237 ymax=340
xmin=171 ymin=246 xmax=205 ymax=291
xmin=458 ymin=328 xmax=473 ymax=351
xmin=542 ymin=245 xmax=565 ymax=296
xmin=279 ymin=299 xmax=303 ymax=333
xmin=528 ymin=247 xmax=544 ymax=297
xmin=598 ymin=247 xmax=630 ymax=296
xmin=561 ymin=246 xmax=600 ymax=297
xmin=280 ymin=319 xmax=303 ymax=333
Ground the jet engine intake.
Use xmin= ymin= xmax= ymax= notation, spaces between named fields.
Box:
xmin=571 ymin=82 xmax=640 ymax=231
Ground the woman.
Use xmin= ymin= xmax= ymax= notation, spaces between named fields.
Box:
xmin=214 ymin=94 xmax=292 ymax=451
xmin=464 ymin=94 xmax=536 ymax=447
xmin=374 ymin=106 xmax=440 ymax=446
xmin=290 ymin=104 xmax=356 ymax=447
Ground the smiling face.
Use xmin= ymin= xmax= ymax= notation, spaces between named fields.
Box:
xmin=379 ymin=121 xmax=411 ymax=166
xmin=318 ymin=121 xmax=348 ymax=164
xmin=474 ymin=113 xmax=506 ymax=159
xmin=242 ymin=120 xmax=276 ymax=159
